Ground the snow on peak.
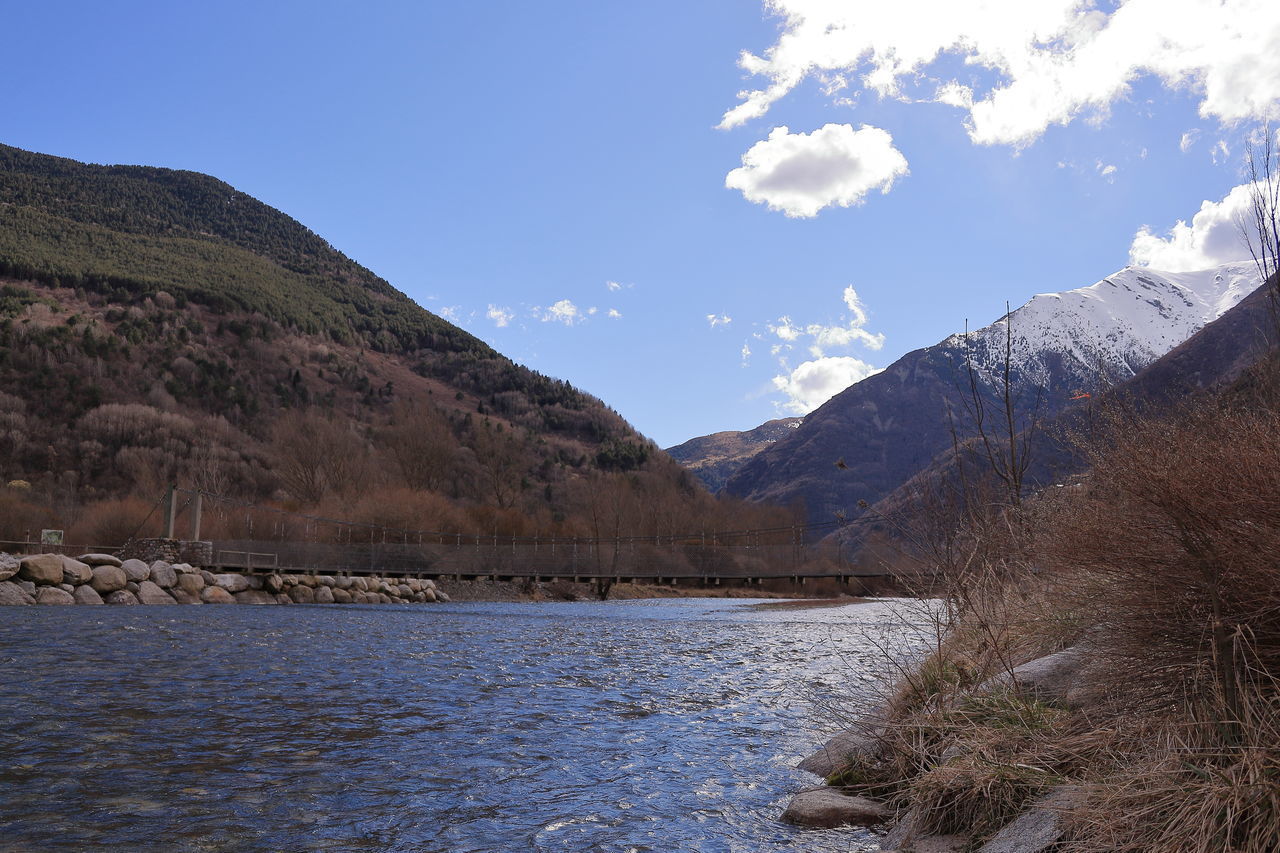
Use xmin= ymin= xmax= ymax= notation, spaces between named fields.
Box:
xmin=947 ymin=261 xmax=1261 ymax=387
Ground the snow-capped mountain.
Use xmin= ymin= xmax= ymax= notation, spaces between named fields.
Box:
xmin=954 ymin=262 xmax=1259 ymax=388
xmin=720 ymin=262 xmax=1263 ymax=524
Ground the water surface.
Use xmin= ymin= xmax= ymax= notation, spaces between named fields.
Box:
xmin=0 ymin=598 xmax=931 ymax=852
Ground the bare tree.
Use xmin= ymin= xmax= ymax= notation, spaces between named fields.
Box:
xmin=1238 ymin=123 xmax=1280 ymax=343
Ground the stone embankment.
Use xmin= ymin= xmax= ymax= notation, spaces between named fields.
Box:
xmin=0 ymin=552 xmax=451 ymax=606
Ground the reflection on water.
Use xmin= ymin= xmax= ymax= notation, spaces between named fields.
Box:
xmin=0 ymin=598 xmax=931 ymax=852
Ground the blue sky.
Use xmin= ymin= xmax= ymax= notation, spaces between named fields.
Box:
xmin=5 ymin=1 xmax=1277 ymax=447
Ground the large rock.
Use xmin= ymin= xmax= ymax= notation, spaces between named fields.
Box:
xmin=978 ymin=647 xmax=1087 ymax=706
xmin=335 ymin=576 xmax=354 ymax=590
xmin=317 ymin=575 xmax=336 ymax=588
xmin=120 ymin=559 xmax=151 ymax=582
xmin=73 ymin=585 xmax=104 ymax=605
xmin=976 ymin=787 xmax=1082 ymax=853
xmin=264 ymin=574 xmax=284 ymax=593
xmin=880 ymin=808 xmax=968 ymax=852
xmin=0 ymin=580 xmax=36 ymax=605
xmin=0 ymin=553 xmax=20 ymax=581
xmin=799 ymin=706 xmax=888 ymax=778
xmin=60 ymin=556 xmax=93 ymax=585
xmin=212 ymin=573 xmax=249 ymax=593
xmin=781 ymin=789 xmax=889 ymax=828
xmin=288 ymin=584 xmax=316 ymax=604
xmin=19 ymin=554 xmax=65 ymax=586
xmin=104 ymin=590 xmax=139 ymax=605
xmin=422 ymin=588 xmax=438 ymax=603
xmin=89 ymin=564 xmax=128 ymax=594
xmin=149 ymin=561 xmax=178 ymax=589
xmin=137 ymin=580 xmax=177 ymax=605
xmin=314 ymin=586 xmax=335 ymax=604
xmin=177 ymin=573 xmax=206 ymax=596
xmin=200 ymin=586 xmax=234 ymax=604
xmin=78 ymin=553 xmax=122 ymax=567
xmin=275 ymin=593 xmax=292 ymax=605
xmin=36 ymin=586 xmax=75 ymax=605
xmin=435 ymin=589 xmax=450 ymax=602
xmin=332 ymin=587 xmax=352 ymax=604
xmin=233 ymin=589 xmax=277 ymax=605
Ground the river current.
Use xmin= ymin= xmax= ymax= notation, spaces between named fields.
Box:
xmin=0 ymin=598 xmax=931 ymax=852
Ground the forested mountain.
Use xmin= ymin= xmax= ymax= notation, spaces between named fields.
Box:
xmin=0 ymin=143 xmax=793 ymax=544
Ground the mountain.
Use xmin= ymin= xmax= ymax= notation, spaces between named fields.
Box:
xmin=849 ymin=272 xmax=1277 ymax=553
xmin=0 ymin=143 xmax=789 ymax=545
xmin=665 ymin=417 xmax=802 ymax=493
xmin=721 ymin=263 xmax=1262 ymax=524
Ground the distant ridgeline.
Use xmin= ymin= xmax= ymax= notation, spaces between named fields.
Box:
xmin=0 ymin=142 xmax=773 ymax=544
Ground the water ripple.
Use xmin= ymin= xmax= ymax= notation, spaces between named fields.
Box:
xmin=0 ymin=598 xmax=931 ymax=852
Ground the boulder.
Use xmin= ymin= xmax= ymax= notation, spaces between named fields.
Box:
xmin=61 ymin=556 xmax=93 ymax=585
xmin=105 ymin=590 xmax=139 ymax=605
xmin=0 ymin=553 xmax=20 ymax=581
xmin=120 ymin=559 xmax=151 ymax=582
xmin=78 ymin=553 xmax=122 ymax=567
xmin=314 ymin=586 xmax=335 ymax=604
xmin=149 ymin=562 xmax=178 ymax=589
xmin=177 ymin=573 xmax=205 ymax=596
xmin=170 ymin=589 xmax=202 ymax=605
xmin=352 ymin=577 xmax=369 ymax=592
xmin=397 ymin=584 xmax=412 ymax=598
xmin=275 ymin=593 xmax=292 ymax=605
xmin=435 ymin=590 xmax=450 ymax=602
xmin=89 ymin=564 xmax=128 ymax=594
xmin=58 ymin=583 xmax=75 ymax=593
xmin=0 ymin=581 xmax=35 ymax=605
xmin=881 ymin=808 xmax=968 ymax=852
xmin=332 ymin=587 xmax=352 ymax=604
xmin=264 ymin=574 xmax=284 ymax=593
xmin=799 ymin=708 xmax=888 ymax=779
xmin=977 ymin=647 xmax=1088 ymax=706
xmin=300 ymin=575 xmax=318 ymax=588
xmin=288 ymin=584 xmax=315 ymax=604
xmin=423 ymin=579 xmax=437 ymax=590
xmin=351 ymin=591 xmax=368 ymax=604
xmin=423 ymin=588 xmax=438 ymax=603
xmin=233 ymin=589 xmax=277 ymax=605
xmin=335 ymin=576 xmax=354 ymax=590
xmin=781 ymin=789 xmax=889 ymax=828
xmin=16 ymin=580 xmax=36 ymax=595
xmin=73 ymin=585 xmax=104 ymax=605
xmin=976 ymin=787 xmax=1082 ymax=853
xmin=212 ymin=573 xmax=249 ymax=593
xmin=246 ymin=575 xmax=264 ymax=590
xmin=172 ymin=563 xmax=196 ymax=574
xmin=137 ymin=581 xmax=177 ymax=605
xmin=19 ymin=554 xmax=65 ymax=585
xmin=125 ymin=581 xmax=141 ymax=595
xmin=317 ymin=575 xmax=336 ymax=588
xmin=200 ymin=586 xmax=234 ymax=604
xmin=199 ymin=570 xmax=216 ymax=585
xmin=36 ymin=586 xmax=75 ymax=605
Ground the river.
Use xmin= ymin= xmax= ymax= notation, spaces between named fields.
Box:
xmin=0 ymin=597 xmax=931 ymax=852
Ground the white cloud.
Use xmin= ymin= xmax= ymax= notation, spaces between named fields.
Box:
xmin=770 ymin=285 xmax=886 ymax=356
xmin=536 ymin=299 xmax=583 ymax=326
xmin=1097 ymin=161 xmax=1117 ymax=182
xmin=606 ymin=280 xmax=623 ymax=292
xmin=438 ymin=306 xmax=463 ymax=323
xmin=1129 ymin=182 xmax=1257 ymax=271
xmin=607 ymin=308 xmax=622 ymax=318
xmin=721 ymin=1 xmax=1280 ymax=147
xmin=772 ymin=356 xmax=881 ymax=414
xmin=741 ymin=342 xmax=752 ymax=366
xmin=1180 ymin=129 xmax=1201 ymax=152
xmin=707 ymin=313 xmax=733 ymax=328
xmin=725 ymin=124 xmax=909 ymax=217
xmin=486 ymin=304 xmax=514 ymax=327
xmin=588 ymin=306 xmax=599 ymax=315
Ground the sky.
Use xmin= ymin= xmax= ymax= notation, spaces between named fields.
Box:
xmin=4 ymin=1 xmax=1279 ymax=447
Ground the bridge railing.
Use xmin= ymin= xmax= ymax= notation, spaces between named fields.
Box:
xmin=208 ymin=538 xmax=869 ymax=580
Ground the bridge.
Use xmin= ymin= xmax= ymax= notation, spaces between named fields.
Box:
xmin=148 ymin=487 xmax=888 ymax=590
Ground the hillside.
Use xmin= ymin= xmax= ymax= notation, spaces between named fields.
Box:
xmin=665 ymin=417 xmax=801 ymax=492
xmin=0 ymin=143 xmax=794 ymax=544
xmin=722 ymin=263 xmax=1261 ymax=524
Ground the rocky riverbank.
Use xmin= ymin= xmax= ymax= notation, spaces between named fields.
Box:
xmin=0 ymin=552 xmax=450 ymax=606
